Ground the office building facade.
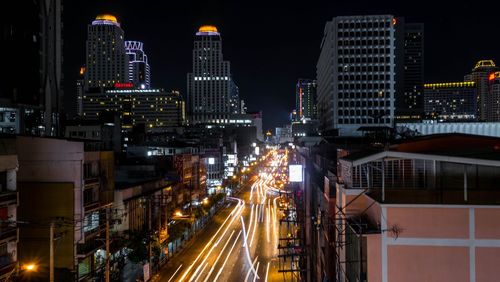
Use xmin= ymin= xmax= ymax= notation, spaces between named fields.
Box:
xmin=317 ymin=15 xmax=398 ymax=136
xmin=423 ymin=82 xmax=477 ymax=121
xmin=125 ymin=41 xmax=151 ymax=89
xmin=187 ymin=25 xmax=232 ymax=124
xmin=395 ymin=21 xmax=424 ymax=121
xmin=83 ymin=87 xmax=185 ymax=129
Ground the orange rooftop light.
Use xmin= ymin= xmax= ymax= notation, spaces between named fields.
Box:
xmin=198 ymin=25 xmax=218 ymax=33
xmin=95 ymin=14 xmax=118 ymax=23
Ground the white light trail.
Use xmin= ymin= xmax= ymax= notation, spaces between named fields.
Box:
xmin=244 ymin=256 xmax=259 ymax=282
xmin=213 ymin=230 xmax=242 ymax=282
xmin=179 ymin=199 xmax=244 ymax=282
xmin=167 ymin=264 xmax=183 ymax=282
xmin=253 ymin=262 xmax=260 ymax=282
xmin=240 ymin=216 xmax=260 ymax=279
xmin=190 ymin=201 xmax=244 ymax=281
xmin=265 ymin=262 xmax=270 ymax=282
xmin=202 ymin=230 xmax=235 ymax=282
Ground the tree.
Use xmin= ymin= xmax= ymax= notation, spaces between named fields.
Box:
xmin=124 ymin=230 xmax=149 ymax=263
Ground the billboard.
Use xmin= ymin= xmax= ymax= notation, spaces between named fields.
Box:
xmin=289 ymin=165 xmax=303 ymax=182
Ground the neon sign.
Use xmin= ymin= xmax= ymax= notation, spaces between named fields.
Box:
xmin=114 ymin=82 xmax=134 ymax=89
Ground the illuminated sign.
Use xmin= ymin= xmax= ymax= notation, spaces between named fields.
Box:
xmin=289 ymin=165 xmax=303 ymax=182
xmin=114 ymin=82 xmax=134 ymax=89
xmin=489 ymin=73 xmax=496 ymax=81
xmin=208 ymin=157 xmax=215 ymax=165
xmin=255 ymin=147 xmax=260 ymax=156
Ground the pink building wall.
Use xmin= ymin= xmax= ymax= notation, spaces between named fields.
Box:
xmin=387 ymin=245 xmax=469 ymax=282
xmin=386 ymin=207 xmax=469 ymax=239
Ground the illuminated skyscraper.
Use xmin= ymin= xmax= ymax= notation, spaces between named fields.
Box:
xmin=187 ymin=25 xmax=232 ymax=124
xmin=488 ymin=71 xmax=500 ymax=121
xmin=317 ymin=15 xmax=398 ymax=136
xmin=125 ymin=41 xmax=151 ymax=89
xmin=464 ymin=60 xmax=498 ymax=120
xmin=85 ymin=14 xmax=128 ymax=91
xmin=295 ymin=79 xmax=317 ymax=121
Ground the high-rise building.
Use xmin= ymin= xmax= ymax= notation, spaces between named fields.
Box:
xmin=317 ymin=15 xmax=424 ymax=135
xmin=317 ymin=15 xmax=398 ymax=136
xmin=83 ymin=86 xmax=185 ymax=129
xmin=488 ymin=71 xmax=500 ymax=121
xmin=424 ymin=82 xmax=477 ymax=121
xmin=230 ymin=79 xmax=240 ymax=114
xmin=240 ymin=99 xmax=247 ymax=114
xmin=295 ymin=79 xmax=317 ymax=121
xmin=125 ymin=41 xmax=151 ymax=89
xmin=2 ymin=0 xmax=63 ymax=136
xmin=76 ymin=67 xmax=85 ymax=116
xmin=84 ymin=14 xmax=128 ymax=91
xmin=464 ymin=60 xmax=498 ymax=120
xmin=187 ymin=25 xmax=232 ymax=124
xmin=395 ymin=21 xmax=424 ymax=121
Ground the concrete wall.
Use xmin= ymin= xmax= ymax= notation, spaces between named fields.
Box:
xmin=16 ymin=136 xmax=84 ymax=272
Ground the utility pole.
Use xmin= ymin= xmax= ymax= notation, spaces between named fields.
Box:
xmin=105 ymin=208 xmax=110 ymax=282
xmin=50 ymin=221 xmax=54 ymax=282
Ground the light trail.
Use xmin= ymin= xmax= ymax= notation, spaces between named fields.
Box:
xmin=265 ymin=262 xmax=270 ymax=282
xmin=202 ymin=230 xmax=235 ymax=282
xmin=266 ymin=206 xmax=270 ymax=243
xmin=193 ymin=263 xmax=209 ymax=282
xmin=244 ymin=256 xmax=259 ymax=282
xmin=213 ymin=230 xmax=242 ymax=282
xmin=246 ymin=203 xmax=255 ymax=240
xmin=249 ymin=204 xmax=259 ymax=247
xmin=178 ymin=198 xmax=244 ymax=282
xmin=167 ymin=264 xmax=183 ymax=282
xmin=190 ymin=200 xmax=244 ymax=281
xmin=253 ymin=262 xmax=260 ymax=282
xmin=240 ymin=216 xmax=260 ymax=279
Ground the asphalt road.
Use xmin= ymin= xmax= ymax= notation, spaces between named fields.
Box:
xmin=158 ymin=153 xmax=294 ymax=282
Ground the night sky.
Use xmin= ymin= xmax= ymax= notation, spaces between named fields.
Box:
xmin=63 ymin=1 xmax=500 ymax=131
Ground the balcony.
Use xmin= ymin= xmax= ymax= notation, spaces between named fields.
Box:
xmin=0 ymin=192 xmax=16 ymax=205
xmin=0 ymin=227 xmax=16 ymax=241
xmin=77 ymin=238 xmax=105 ymax=257
xmin=0 ymin=254 xmax=15 ymax=277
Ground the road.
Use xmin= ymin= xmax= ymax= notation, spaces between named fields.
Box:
xmin=158 ymin=150 xmax=294 ymax=282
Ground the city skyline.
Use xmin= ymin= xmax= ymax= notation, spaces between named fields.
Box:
xmin=3 ymin=2 xmax=500 ymax=281
xmin=63 ymin=0 xmax=500 ymax=130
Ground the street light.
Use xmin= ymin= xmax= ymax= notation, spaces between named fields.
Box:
xmin=5 ymin=262 xmax=38 ymax=281
xmin=22 ymin=263 xmax=37 ymax=272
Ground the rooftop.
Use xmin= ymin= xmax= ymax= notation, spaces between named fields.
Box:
xmin=196 ymin=25 xmax=220 ymax=36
